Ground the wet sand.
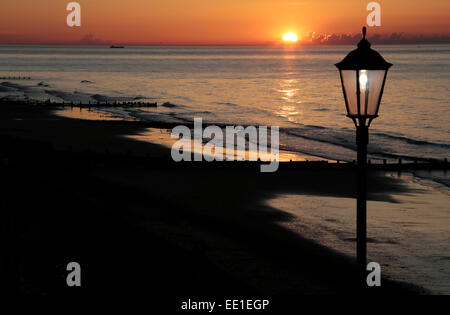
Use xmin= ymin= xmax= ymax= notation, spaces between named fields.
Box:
xmin=0 ymin=102 xmax=427 ymax=296
xmin=268 ymin=181 xmax=450 ymax=295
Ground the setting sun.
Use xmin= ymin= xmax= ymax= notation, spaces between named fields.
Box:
xmin=283 ymin=32 xmax=298 ymax=42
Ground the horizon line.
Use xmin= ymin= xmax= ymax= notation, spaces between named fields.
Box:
xmin=2 ymin=38 xmax=450 ymax=47
xmin=1 ymin=42 xmax=450 ymax=46
xmin=2 ymin=31 xmax=450 ymax=46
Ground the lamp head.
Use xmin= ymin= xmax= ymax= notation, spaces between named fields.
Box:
xmin=336 ymin=27 xmax=393 ymax=127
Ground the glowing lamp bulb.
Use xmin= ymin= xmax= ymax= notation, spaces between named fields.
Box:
xmin=359 ymin=71 xmax=368 ymax=87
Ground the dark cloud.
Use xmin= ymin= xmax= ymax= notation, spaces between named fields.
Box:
xmin=302 ymin=32 xmax=450 ymax=45
xmin=0 ymin=33 xmax=34 ymax=44
xmin=79 ymin=34 xmax=104 ymax=45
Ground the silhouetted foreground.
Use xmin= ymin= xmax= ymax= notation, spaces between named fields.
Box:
xmin=0 ymin=102 xmax=428 ymax=299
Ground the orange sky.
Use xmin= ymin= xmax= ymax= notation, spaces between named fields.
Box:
xmin=0 ymin=0 xmax=449 ymax=44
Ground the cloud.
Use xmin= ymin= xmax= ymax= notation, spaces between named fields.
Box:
xmin=0 ymin=33 xmax=34 ymax=44
xmin=79 ymin=34 xmax=105 ymax=45
xmin=0 ymin=32 xmax=112 ymax=45
xmin=301 ymin=32 xmax=450 ymax=45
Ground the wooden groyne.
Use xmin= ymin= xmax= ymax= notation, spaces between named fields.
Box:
xmin=49 ymin=100 xmax=157 ymax=108
xmin=0 ymin=99 xmax=157 ymax=108
xmin=0 ymin=76 xmax=32 ymax=80
xmin=0 ymin=135 xmax=448 ymax=173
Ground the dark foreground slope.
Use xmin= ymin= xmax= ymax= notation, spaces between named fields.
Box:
xmin=0 ymin=102 xmax=427 ymax=299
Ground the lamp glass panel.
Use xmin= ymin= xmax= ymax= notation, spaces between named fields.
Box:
xmin=341 ymin=70 xmax=358 ymax=116
xmin=359 ymin=70 xmax=386 ymax=116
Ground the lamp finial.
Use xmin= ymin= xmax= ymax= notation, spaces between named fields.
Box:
xmin=363 ymin=27 xmax=367 ymax=40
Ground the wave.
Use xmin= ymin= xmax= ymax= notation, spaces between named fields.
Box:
xmin=281 ymin=122 xmax=449 ymax=161
xmin=372 ymin=132 xmax=450 ymax=149
xmin=0 ymin=81 xmax=149 ymax=104
xmin=1 ymin=81 xmax=31 ymax=90
xmin=214 ymin=102 xmax=238 ymax=107
xmin=411 ymin=170 xmax=450 ymax=189
xmin=161 ymin=102 xmax=178 ymax=108
xmin=0 ymin=85 xmax=16 ymax=92
xmin=116 ymin=106 xmax=448 ymax=163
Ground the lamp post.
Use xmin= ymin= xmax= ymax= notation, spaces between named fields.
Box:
xmin=335 ymin=27 xmax=392 ymax=285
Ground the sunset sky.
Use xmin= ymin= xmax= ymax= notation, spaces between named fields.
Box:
xmin=0 ymin=0 xmax=449 ymax=45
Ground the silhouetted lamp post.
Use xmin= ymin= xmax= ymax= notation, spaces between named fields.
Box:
xmin=335 ymin=27 xmax=392 ymax=283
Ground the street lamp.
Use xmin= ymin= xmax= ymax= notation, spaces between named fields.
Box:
xmin=335 ymin=27 xmax=392 ymax=284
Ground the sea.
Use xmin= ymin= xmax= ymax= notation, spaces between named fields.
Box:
xmin=0 ymin=44 xmax=449 ymax=293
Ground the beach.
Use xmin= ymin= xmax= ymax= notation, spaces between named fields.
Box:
xmin=0 ymin=101 xmax=435 ymax=295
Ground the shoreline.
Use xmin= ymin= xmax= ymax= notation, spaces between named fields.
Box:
xmin=3 ymin=101 xmax=446 ymax=172
xmin=1 ymin=95 xmax=449 ymax=164
xmin=57 ymin=106 xmax=320 ymax=162
xmin=0 ymin=101 xmax=431 ymax=295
